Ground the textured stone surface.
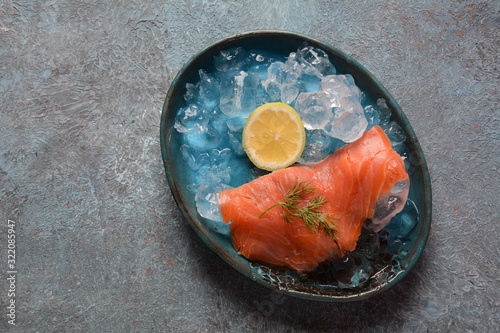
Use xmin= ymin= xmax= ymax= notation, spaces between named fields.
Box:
xmin=0 ymin=1 xmax=498 ymax=332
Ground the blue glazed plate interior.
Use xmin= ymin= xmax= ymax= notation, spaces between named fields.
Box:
xmin=160 ymin=31 xmax=432 ymax=301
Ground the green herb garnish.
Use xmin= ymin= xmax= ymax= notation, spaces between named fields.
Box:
xmin=259 ymin=181 xmax=338 ymax=239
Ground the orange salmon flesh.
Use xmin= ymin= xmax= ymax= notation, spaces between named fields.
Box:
xmin=218 ymin=126 xmax=409 ymax=273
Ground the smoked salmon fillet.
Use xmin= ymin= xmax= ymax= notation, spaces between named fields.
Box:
xmin=218 ymin=126 xmax=409 ymax=272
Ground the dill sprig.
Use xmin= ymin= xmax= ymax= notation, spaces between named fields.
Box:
xmin=259 ymin=181 xmax=338 ymax=239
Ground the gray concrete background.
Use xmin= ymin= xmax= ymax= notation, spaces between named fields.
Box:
xmin=1 ymin=1 xmax=498 ymax=332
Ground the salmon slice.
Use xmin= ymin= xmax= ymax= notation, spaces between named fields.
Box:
xmin=218 ymin=126 xmax=409 ymax=272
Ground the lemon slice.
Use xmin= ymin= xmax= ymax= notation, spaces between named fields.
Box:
xmin=242 ymin=102 xmax=306 ymax=171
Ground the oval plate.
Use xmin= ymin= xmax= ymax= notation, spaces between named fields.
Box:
xmin=160 ymin=31 xmax=432 ymax=301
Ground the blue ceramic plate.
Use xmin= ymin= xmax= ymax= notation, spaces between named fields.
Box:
xmin=160 ymin=31 xmax=431 ymax=301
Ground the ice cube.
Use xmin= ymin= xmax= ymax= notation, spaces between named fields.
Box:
xmin=196 ymin=152 xmax=210 ymax=167
xmin=381 ymin=199 xmax=419 ymax=241
xmin=219 ymin=71 xmax=247 ymax=116
xmin=385 ymin=121 xmax=407 ymax=146
xmin=240 ymin=72 xmax=265 ymax=113
xmin=183 ymin=124 xmax=223 ymax=151
xmin=208 ymin=108 xmax=229 ymax=149
xmin=174 ymin=103 xmax=210 ymax=135
xmin=220 ymin=71 xmax=265 ymax=117
xmin=376 ymin=98 xmax=392 ymax=126
xmin=226 ymin=116 xmax=246 ymax=132
xmin=281 ymin=82 xmax=305 ymax=105
xmin=261 ymin=57 xmax=305 ymax=102
xmin=184 ymin=83 xmax=195 ymax=102
xmin=198 ymin=164 xmax=231 ymax=185
xmin=300 ymin=69 xmax=323 ymax=92
xmin=218 ymin=75 xmax=236 ymax=115
xmin=195 ymin=182 xmax=232 ymax=221
xmin=180 ymin=145 xmax=233 ymax=187
xmin=364 ymin=178 xmax=410 ymax=232
xmin=226 ymin=117 xmax=246 ymax=156
xmin=321 ymin=74 xmax=361 ymax=103
xmin=296 ymin=45 xmax=336 ymax=77
xmin=264 ymin=61 xmax=286 ymax=85
xmin=263 ymin=80 xmax=282 ymax=102
xmin=228 ymin=131 xmax=245 ymax=156
xmin=266 ymin=57 xmax=304 ymax=104
xmin=196 ymin=148 xmax=233 ymax=184
xmin=364 ymin=105 xmax=380 ymax=129
xmin=209 ymin=147 xmax=232 ymax=165
xmin=180 ymin=144 xmax=200 ymax=171
xmin=194 ymin=69 xmax=220 ymax=110
xmin=214 ymin=47 xmax=249 ymax=72
xmin=261 ymin=62 xmax=284 ymax=100
xmin=247 ymin=50 xmax=280 ymax=80
xmin=282 ymin=55 xmax=302 ymax=82
xmin=298 ymin=129 xmax=345 ymax=164
xmin=325 ymin=111 xmax=368 ymax=143
xmin=286 ymin=51 xmax=298 ymax=62
xmin=321 ymin=75 xmax=368 ymax=142
xmin=207 ymin=107 xmax=228 ymax=138
xmin=295 ymin=91 xmax=333 ymax=130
